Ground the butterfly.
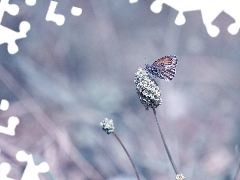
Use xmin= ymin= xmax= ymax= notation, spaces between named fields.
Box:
xmin=145 ymin=55 xmax=178 ymax=81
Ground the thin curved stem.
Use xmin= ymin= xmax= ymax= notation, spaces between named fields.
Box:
xmin=0 ymin=65 xmax=105 ymax=179
xmin=112 ymin=132 xmax=141 ymax=180
xmin=152 ymin=108 xmax=179 ymax=175
xmin=233 ymin=157 xmax=240 ymax=180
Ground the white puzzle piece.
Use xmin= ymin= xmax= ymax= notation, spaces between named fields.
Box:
xmin=0 ymin=162 xmax=16 ymax=180
xmin=0 ymin=116 xmax=19 ymax=136
xmin=71 ymin=6 xmax=82 ymax=16
xmin=25 ymin=0 xmax=37 ymax=6
xmin=16 ymin=151 xmax=50 ymax=180
xmin=150 ymin=0 xmax=240 ymax=37
xmin=46 ymin=1 xmax=65 ymax=26
xmin=0 ymin=99 xmax=9 ymax=111
xmin=129 ymin=0 xmax=138 ymax=3
xmin=0 ymin=0 xmax=31 ymax=54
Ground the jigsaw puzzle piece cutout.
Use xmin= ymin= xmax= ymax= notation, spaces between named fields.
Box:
xmin=151 ymin=0 xmax=201 ymax=23
xmin=16 ymin=151 xmax=50 ymax=180
xmin=0 ymin=0 xmax=31 ymax=54
xmin=71 ymin=6 xmax=82 ymax=16
xmin=0 ymin=162 xmax=16 ymax=180
xmin=0 ymin=116 xmax=20 ymax=136
xmin=46 ymin=0 xmax=65 ymax=26
xmin=175 ymin=12 xmax=186 ymax=25
xmin=150 ymin=0 xmax=240 ymax=37
xmin=0 ymin=21 xmax=30 ymax=54
xmin=150 ymin=0 xmax=219 ymax=36
xmin=150 ymin=0 xmax=163 ymax=13
xmin=228 ymin=22 xmax=240 ymax=35
xmin=0 ymin=0 xmax=19 ymax=23
xmin=197 ymin=1 xmax=221 ymax=37
xmin=0 ymin=99 xmax=9 ymax=111
xmin=129 ymin=0 xmax=138 ymax=3
xmin=223 ymin=0 xmax=240 ymax=35
xmin=25 ymin=0 xmax=37 ymax=6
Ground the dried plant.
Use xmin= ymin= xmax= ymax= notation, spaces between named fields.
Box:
xmin=100 ymin=118 xmax=141 ymax=180
xmin=233 ymin=145 xmax=240 ymax=180
xmin=134 ymin=64 xmax=184 ymax=180
xmin=100 ymin=56 xmax=186 ymax=179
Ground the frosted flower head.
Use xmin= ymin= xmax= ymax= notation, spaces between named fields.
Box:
xmin=134 ymin=68 xmax=162 ymax=110
xmin=100 ymin=118 xmax=115 ymax=134
xmin=176 ymin=174 xmax=185 ymax=180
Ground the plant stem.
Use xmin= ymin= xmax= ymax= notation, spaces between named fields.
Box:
xmin=233 ymin=157 xmax=240 ymax=180
xmin=152 ymin=108 xmax=179 ymax=175
xmin=112 ymin=132 xmax=141 ymax=180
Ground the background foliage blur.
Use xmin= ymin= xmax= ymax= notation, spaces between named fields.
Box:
xmin=0 ymin=0 xmax=240 ymax=179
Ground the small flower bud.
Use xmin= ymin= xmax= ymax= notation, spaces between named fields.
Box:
xmin=100 ymin=118 xmax=115 ymax=134
xmin=176 ymin=174 xmax=185 ymax=180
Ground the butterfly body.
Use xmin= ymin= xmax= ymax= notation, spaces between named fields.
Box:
xmin=145 ymin=55 xmax=178 ymax=81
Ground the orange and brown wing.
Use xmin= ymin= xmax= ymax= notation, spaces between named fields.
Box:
xmin=146 ymin=55 xmax=178 ymax=81
xmin=153 ymin=55 xmax=178 ymax=67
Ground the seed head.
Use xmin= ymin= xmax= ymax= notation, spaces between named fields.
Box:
xmin=134 ymin=68 xmax=162 ymax=110
xmin=100 ymin=118 xmax=115 ymax=134
xmin=176 ymin=174 xmax=185 ymax=180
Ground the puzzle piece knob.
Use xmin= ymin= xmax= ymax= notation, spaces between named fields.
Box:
xmin=150 ymin=0 xmax=163 ymax=13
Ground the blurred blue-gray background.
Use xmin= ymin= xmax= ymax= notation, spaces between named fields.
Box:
xmin=0 ymin=0 xmax=240 ymax=179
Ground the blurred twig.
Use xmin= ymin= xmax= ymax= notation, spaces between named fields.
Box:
xmin=233 ymin=145 xmax=240 ymax=180
xmin=113 ymin=132 xmax=141 ymax=180
xmin=0 ymin=65 xmax=105 ymax=180
xmin=152 ymin=108 xmax=179 ymax=175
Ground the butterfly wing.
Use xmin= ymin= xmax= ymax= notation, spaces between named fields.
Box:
xmin=149 ymin=55 xmax=178 ymax=81
xmin=153 ymin=55 xmax=178 ymax=69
